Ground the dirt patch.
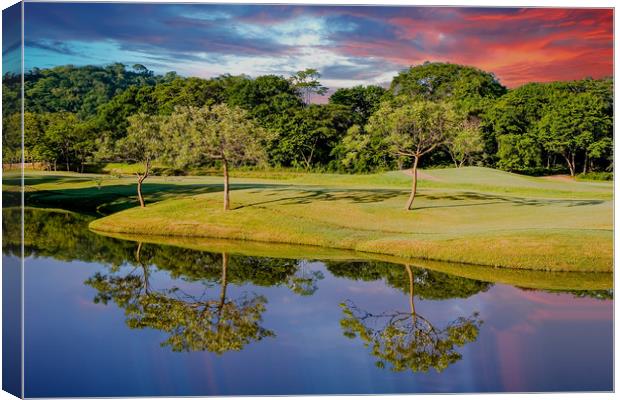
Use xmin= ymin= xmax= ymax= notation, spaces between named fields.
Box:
xmin=542 ymin=175 xmax=576 ymax=183
xmin=400 ymin=169 xmax=442 ymax=182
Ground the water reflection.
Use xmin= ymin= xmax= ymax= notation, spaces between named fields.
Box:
xmin=2 ymin=207 xmax=614 ymax=395
xmin=82 ymin=241 xmax=324 ymax=353
xmin=339 ymin=264 xmax=482 ymax=372
xmin=86 ymin=250 xmax=275 ymax=353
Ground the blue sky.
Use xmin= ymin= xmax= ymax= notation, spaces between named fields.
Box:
xmin=17 ymin=3 xmax=614 ymax=88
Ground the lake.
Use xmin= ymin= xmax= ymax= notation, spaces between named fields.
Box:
xmin=3 ymin=208 xmax=613 ymax=397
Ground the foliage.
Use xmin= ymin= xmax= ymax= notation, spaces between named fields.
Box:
xmin=6 ymin=61 xmax=613 ymax=176
xmin=225 ymin=74 xmax=303 ymax=125
xmin=485 ymin=80 xmax=613 ymax=173
xmin=164 ymin=104 xmax=270 ymax=168
xmin=366 ymin=100 xmax=457 ymax=160
xmin=289 ymin=68 xmax=328 ymax=105
xmin=537 ymin=92 xmax=612 ymax=176
xmin=335 ymin=124 xmax=397 ymax=173
xmin=364 ymin=99 xmax=460 ymax=209
xmin=326 ymin=261 xmax=492 ymax=299
xmin=339 ymin=263 xmax=483 ymax=373
xmin=578 ymin=171 xmax=613 ymax=181
xmin=340 ymin=300 xmax=482 ymax=372
xmin=23 ymin=63 xmax=159 ymax=118
xmin=85 ymin=260 xmax=275 ymax=353
xmin=270 ymin=103 xmax=354 ymax=169
xmin=496 ymin=133 xmax=542 ymax=171
xmin=389 ymin=62 xmax=506 ymax=116
xmin=329 ymin=85 xmax=386 ymax=125
xmin=444 ymin=117 xmax=484 ymax=167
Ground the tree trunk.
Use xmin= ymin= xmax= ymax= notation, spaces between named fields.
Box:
xmin=405 ymin=156 xmax=419 ymax=210
xmin=218 ymin=253 xmax=229 ymax=318
xmin=137 ymin=176 xmax=146 ymax=208
xmin=563 ymin=153 xmax=575 ymax=177
xmin=136 ymin=160 xmax=150 ymax=208
xmin=223 ymin=159 xmax=230 ymax=211
xmin=583 ymin=153 xmax=588 ymax=174
xmin=405 ymin=264 xmax=415 ymax=317
xmin=449 ymin=153 xmax=458 ymax=168
xmin=135 ymin=242 xmax=150 ymax=294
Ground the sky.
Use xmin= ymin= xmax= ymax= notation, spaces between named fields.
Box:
xmin=16 ymin=3 xmax=614 ymax=89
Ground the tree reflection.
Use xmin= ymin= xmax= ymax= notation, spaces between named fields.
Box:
xmin=86 ymin=246 xmax=277 ymax=353
xmin=339 ymin=264 xmax=482 ymax=373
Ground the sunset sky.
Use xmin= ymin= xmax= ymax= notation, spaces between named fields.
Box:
xmin=21 ymin=3 xmax=613 ymax=89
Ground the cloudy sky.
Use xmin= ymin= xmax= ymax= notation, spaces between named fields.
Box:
xmin=21 ymin=3 xmax=613 ymax=89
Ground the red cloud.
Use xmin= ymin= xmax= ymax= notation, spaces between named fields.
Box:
xmin=334 ymin=8 xmax=613 ymax=87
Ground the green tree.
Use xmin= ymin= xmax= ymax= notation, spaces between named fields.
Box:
xmin=365 ymin=100 xmax=457 ymax=210
xmin=225 ymin=74 xmax=303 ymax=124
xmin=336 ymin=124 xmax=394 ymax=173
xmin=3 ymin=112 xmax=22 ymax=168
xmin=24 ymin=63 xmax=159 ymax=118
xmin=496 ymin=133 xmax=542 ymax=171
xmin=270 ymin=103 xmax=353 ymax=170
xmin=329 ymin=85 xmax=386 ymax=125
xmin=537 ymin=92 xmax=612 ymax=176
xmin=289 ymin=68 xmax=328 ymax=105
xmin=390 ymin=62 xmax=506 ymax=107
xmin=114 ymin=113 xmax=168 ymax=207
xmin=165 ymin=104 xmax=270 ymax=210
xmin=2 ymin=73 xmax=22 ymax=168
xmin=44 ymin=112 xmax=86 ymax=172
xmin=445 ymin=117 xmax=484 ymax=168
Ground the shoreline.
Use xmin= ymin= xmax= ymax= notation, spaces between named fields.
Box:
xmin=89 ymin=211 xmax=612 ymax=273
xmin=88 ymin=228 xmax=612 ymax=291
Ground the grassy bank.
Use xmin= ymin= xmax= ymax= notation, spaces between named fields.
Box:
xmin=96 ymin=231 xmax=613 ymax=290
xmin=80 ymin=167 xmax=613 ymax=272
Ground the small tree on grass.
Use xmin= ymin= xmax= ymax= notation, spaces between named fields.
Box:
xmin=445 ymin=117 xmax=484 ymax=168
xmin=116 ymin=113 xmax=167 ymax=208
xmin=166 ymin=104 xmax=270 ymax=210
xmin=366 ymin=100 xmax=457 ymax=210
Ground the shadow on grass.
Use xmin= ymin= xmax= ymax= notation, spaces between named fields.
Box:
xmin=3 ymin=174 xmax=99 ymax=187
xmin=415 ymin=192 xmax=604 ymax=210
xmin=10 ymin=174 xmax=604 ymax=217
xmin=235 ymin=187 xmax=404 ymax=209
xmin=238 ymin=188 xmax=603 ymax=210
xmin=19 ymin=181 xmax=288 ymax=216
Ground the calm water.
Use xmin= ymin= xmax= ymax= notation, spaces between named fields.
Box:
xmin=3 ymin=209 xmax=614 ymax=397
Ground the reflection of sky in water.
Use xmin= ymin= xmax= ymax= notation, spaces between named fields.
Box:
xmin=23 ymin=256 xmax=612 ymax=397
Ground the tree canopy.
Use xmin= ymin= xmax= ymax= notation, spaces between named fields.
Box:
xmin=6 ymin=61 xmax=613 ymax=177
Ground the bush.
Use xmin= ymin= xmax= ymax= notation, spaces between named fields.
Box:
xmin=500 ymin=166 xmax=567 ymax=176
xmin=577 ymin=172 xmax=613 ymax=181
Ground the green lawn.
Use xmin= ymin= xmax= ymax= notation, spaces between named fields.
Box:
xmin=7 ymin=167 xmax=612 ymax=272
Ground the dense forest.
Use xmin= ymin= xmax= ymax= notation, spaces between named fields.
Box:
xmin=2 ymin=62 xmax=613 ymax=177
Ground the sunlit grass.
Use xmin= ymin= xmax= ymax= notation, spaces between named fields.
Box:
xmin=7 ymin=167 xmax=612 ymax=272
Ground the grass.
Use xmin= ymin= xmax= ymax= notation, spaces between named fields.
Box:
xmin=6 ymin=167 xmax=612 ymax=272
xmin=96 ymin=231 xmax=613 ymax=291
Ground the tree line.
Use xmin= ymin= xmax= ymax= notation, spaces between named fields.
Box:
xmin=2 ymin=62 xmax=613 ymax=205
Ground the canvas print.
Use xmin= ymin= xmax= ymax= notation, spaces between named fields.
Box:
xmin=1 ymin=1 xmax=614 ymax=398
